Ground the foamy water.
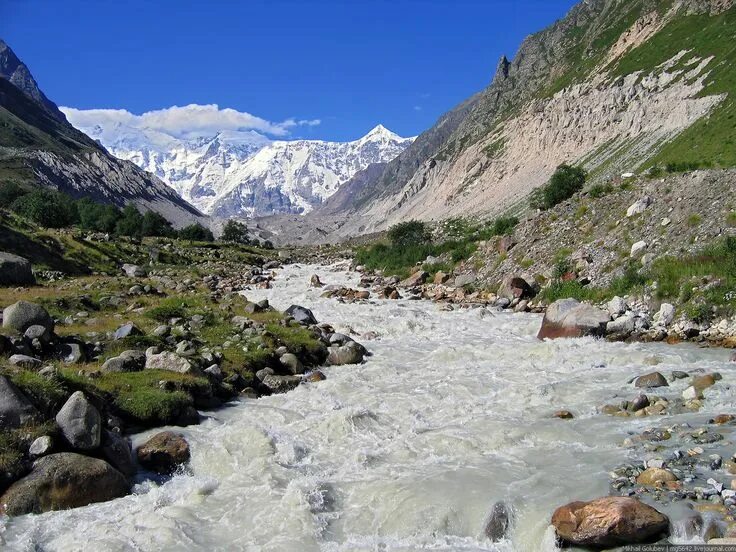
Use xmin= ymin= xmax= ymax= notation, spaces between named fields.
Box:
xmin=1 ymin=262 xmax=733 ymax=551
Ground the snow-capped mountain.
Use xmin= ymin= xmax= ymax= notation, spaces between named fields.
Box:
xmin=72 ymin=121 xmax=413 ymax=217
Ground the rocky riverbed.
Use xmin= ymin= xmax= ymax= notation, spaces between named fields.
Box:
xmin=2 ymin=261 xmax=735 ymax=550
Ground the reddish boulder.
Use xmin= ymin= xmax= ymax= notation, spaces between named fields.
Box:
xmin=551 ymin=496 xmax=669 ymax=547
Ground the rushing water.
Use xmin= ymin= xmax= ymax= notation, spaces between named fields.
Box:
xmin=1 ymin=262 xmax=734 ymax=551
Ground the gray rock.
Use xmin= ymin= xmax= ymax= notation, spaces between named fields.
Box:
xmin=0 ymin=453 xmax=129 ymax=516
xmin=654 ymin=303 xmax=675 ymax=327
xmin=24 ymin=324 xmax=52 ymax=344
xmin=28 ymin=435 xmax=53 ymax=458
xmin=121 ymin=264 xmax=146 ymax=277
xmin=203 ymin=364 xmax=222 ymax=379
xmin=626 ymin=196 xmax=653 ymax=217
xmin=114 ymin=323 xmax=143 ymax=340
xmin=0 ymin=252 xmax=35 ymax=286
xmin=498 ymin=275 xmax=534 ymax=300
xmin=145 ymin=351 xmax=200 ymax=375
xmin=607 ymin=296 xmax=628 ymax=318
xmin=634 ymin=372 xmax=669 ymax=388
xmin=0 ymin=375 xmax=39 ymax=430
xmin=256 ymin=367 xmax=275 ymax=381
xmin=8 ymin=354 xmax=42 ymax=369
xmin=153 ymin=325 xmax=171 ymax=337
xmin=175 ymin=340 xmax=197 ymax=357
xmin=327 ymin=341 xmax=367 ymax=366
xmin=55 ymin=391 xmax=102 ymax=450
xmin=537 ymin=299 xmax=610 ymax=339
xmin=58 ymin=342 xmax=86 ymax=364
xmin=101 ymin=430 xmax=136 ymax=477
xmin=102 ymin=350 xmax=146 ymax=372
xmin=2 ymin=301 xmax=54 ymax=333
xmin=400 ymin=270 xmax=429 ymax=287
xmin=607 ymin=315 xmax=636 ymax=339
xmin=261 ymin=374 xmax=302 ymax=394
xmin=286 ymin=305 xmax=318 ymax=325
xmin=630 ymin=241 xmax=648 ymax=259
xmin=485 ymin=501 xmax=513 ymax=542
xmin=454 ymin=273 xmax=477 ymax=288
xmin=279 ymin=353 xmax=304 ymax=374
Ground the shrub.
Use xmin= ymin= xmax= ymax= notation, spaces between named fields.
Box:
xmin=179 ymin=223 xmax=214 ymax=242
xmin=588 ymin=183 xmax=613 ymax=198
xmin=489 ymin=215 xmax=519 ymax=236
xmin=387 ymin=220 xmax=429 ymax=247
xmin=10 ymin=189 xmax=79 ymax=228
xmin=0 ymin=181 xmax=27 ymax=208
xmin=77 ymin=198 xmax=121 ymax=233
xmin=115 ymin=204 xmax=144 ymax=237
xmin=221 ymin=220 xmax=250 ymax=243
xmin=141 ymin=211 xmax=174 ymax=237
xmin=543 ymin=164 xmax=587 ymax=209
xmin=687 ymin=214 xmax=702 ymax=227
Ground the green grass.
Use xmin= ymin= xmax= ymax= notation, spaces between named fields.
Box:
xmin=611 ymin=8 xmax=736 ymax=168
xmin=59 ymin=368 xmax=209 ymax=426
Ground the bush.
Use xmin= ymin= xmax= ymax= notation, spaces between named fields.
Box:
xmin=11 ymin=190 xmax=79 ymax=228
xmin=0 ymin=182 xmax=27 ymax=208
xmin=221 ymin=220 xmax=250 ymax=244
xmin=179 ymin=223 xmax=214 ymax=242
xmin=543 ymin=164 xmax=587 ymax=209
xmin=387 ymin=220 xmax=429 ymax=248
xmin=115 ymin=204 xmax=144 ymax=237
xmin=588 ymin=183 xmax=613 ymax=198
xmin=140 ymin=211 xmax=173 ymax=237
xmin=77 ymin=198 xmax=121 ymax=233
xmin=489 ymin=215 xmax=519 ymax=236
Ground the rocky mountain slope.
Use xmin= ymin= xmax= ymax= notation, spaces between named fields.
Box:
xmin=309 ymin=0 xmax=735 ymax=239
xmin=70 ymin=117 xmax=413 ymax=218
xmin=0 ymin=40 xmax=203 ymax=227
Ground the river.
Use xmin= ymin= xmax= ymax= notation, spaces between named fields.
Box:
xmin=1 ymin=262 xmax=733 ymax=551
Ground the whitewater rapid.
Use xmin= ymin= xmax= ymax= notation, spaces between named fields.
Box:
xmin=1 ymin=263 xmax=733 ymax=551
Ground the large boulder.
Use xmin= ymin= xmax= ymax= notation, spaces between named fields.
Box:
xmin=537 ymin=299 xmax=610 ymax=340
xmin=2 ymin=301 xmax=54 ymax=333
xmin=145 ymin=351 xmax=200 ymax=375
xmin=634 ymin=372 xmax=668 ymax=388
xmin=0 ymin=453 xmax=129 ymax=516
xmin=102 ymin=350 xmax=146 ymax=372
xmin=327 ymin=341 xmax=367 ymax=366
xmin=485 ymin=501 xmax=513 ymax=542
xmin=261 ymin=374 xmax=302 ymax=394
xmin=121 ymin=264 xmax=146 ymax=278
xmin=101 ymin=430 xmax=136 ymax=478
xmin=551 ymin=496 xmax=669 ymax=547
xmin=136 ymin=431 xmax=190 ymax=474
xmin=55 ymin=391 xmax=102 ymax=450
xmin=0 ymin=375 xmax=39 ymax=430
xmin=0 ymin=252 xmax=35 ymax=286
xmin=285 ymin=305 xmax=318 ymax=326
xmin=498 ymin=275 xmax=534 ymax=301
xmin=400 ymin=270 xmax=429 ymax=288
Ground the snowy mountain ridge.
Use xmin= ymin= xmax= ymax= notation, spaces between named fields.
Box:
xmin=67 ymin=117 xmax=413 ymax=217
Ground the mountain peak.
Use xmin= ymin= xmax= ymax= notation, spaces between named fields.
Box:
xmin=362 ymin=124 xmax=401 ymax=142
xmin=0 ymin=40 xmax=66 ymax=121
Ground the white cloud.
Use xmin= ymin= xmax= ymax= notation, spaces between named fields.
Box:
xmin=60 ymin=104 xmax=320 ymax=139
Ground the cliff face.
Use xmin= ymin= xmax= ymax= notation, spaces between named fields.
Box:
xmin=0 ymin=41 xmax=203 ymax=227
xmin=315 ymin=0 xmax=735 ymax=240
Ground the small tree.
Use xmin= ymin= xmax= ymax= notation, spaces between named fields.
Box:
xmin=179 ymin=223 xmax=214 ymax=242
xmin=77 ymin=198 xmax=121 ymax=233
xmin=115 ymin=204 xmax=144 ymax=237
xmin=542 ymin=164 xmax=587 ymax=209
xmin=0 ymin=182 xmax=27 ymax=208
xmin=141 ymin=210 xmax=174 ymax=237
xmin=387 ymin=220 xmax=429 ymax=248
xmin=221 ymin=220 xmax=250 ymax=244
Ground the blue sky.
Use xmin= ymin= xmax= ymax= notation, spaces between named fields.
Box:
xmin=2 ymin=0 xmax=577 ymax=141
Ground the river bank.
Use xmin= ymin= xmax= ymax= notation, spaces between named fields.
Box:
xmin=3 ymin=261 xmax=735 ymax=550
